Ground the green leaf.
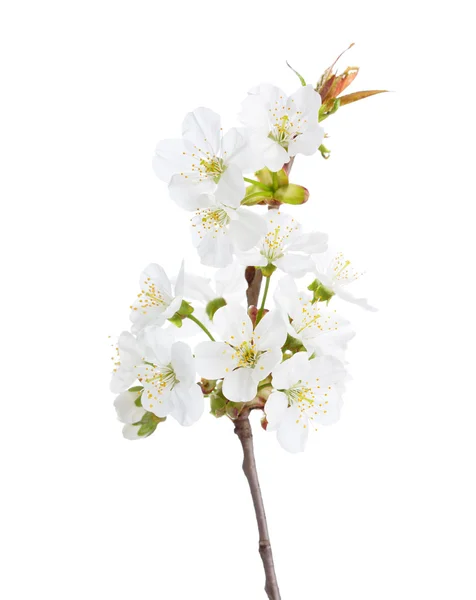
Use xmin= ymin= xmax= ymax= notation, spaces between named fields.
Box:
xmin=286 ymin=61 xmax=307 ymax=86
xmin=338 ymin=89 xmax=388 ymax=106
xmin=135 ymin=412 xmax=166 ymax=437
xmin=206 ymin=297 xmax=227 ymax=321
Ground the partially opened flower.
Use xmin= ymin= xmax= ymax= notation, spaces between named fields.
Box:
xmin=265 ymin=352 xmax=348 ymax=452
xmin=114 ymin=389 xmax=146 ymax=440
xmin=240 ymin=84 xmax=324 ymax=171
xmin=195 ymin=305 xmax=287 ymax=402
xmin=238 ymin=210 xmax=327 ymax=277
xmin=136 ymin=327 xmax=204 ymax=426
xmin=189 ymin=176 xmax=266 ymax=268
xmin=130 ymin=262 xmax=184 ymax=334
xmin=312 ymin=250 xmax=377 ymax=311
xmin=153 ymin=107 xmax=255 ymax=207
xmin=275 ymin=275 xmax=354 ymax=360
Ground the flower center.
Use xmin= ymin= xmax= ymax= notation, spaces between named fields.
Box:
xmin=285 ymin=382 xmax=316 ymax=407
xmin=137 ymin=278 xmax=170 ymax=311
xmin=199 ymin=156 xmax=225 ymax=181
xmin=233 ymin=340 xmax=263 ymax=369
xmin=139 ymin=363 xmax=178 ymax=396
xmin=269 ymin=115 xmax=292 ymax=148
xmin=331 ymin=252 xmax=361 ymax=284
xmin=192 ymin=207 xmax=231 ymax=240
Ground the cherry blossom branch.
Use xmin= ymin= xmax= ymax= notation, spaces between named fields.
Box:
xmin=234 ymin=411 xmax=281 ymax=600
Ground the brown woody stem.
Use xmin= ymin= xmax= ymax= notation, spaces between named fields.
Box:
xmin=234 ymin=411 xmax=281 ymax=600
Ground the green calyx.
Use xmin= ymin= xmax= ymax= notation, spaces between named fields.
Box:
xmin=308 ymin=279 xmax=335 ymax=303
xmin=209 ymin=383 xmax=245 ymax=420
xmin=168 ymin=299 xmax=194 ymax=328
xmin=206 ymin=297 xmax=226 ymax=321
xmin=259 ymin=263 xmax=277 ymax=278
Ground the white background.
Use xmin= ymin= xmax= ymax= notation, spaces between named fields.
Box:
xmin=1 ymin=1 xmax=475 ymax=598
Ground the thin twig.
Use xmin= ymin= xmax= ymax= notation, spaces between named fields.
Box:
xmin=234 ymin=411 xmax=281 ymax=600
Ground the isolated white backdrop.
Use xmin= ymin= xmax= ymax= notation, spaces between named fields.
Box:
xmin=1 ymin=1 xmax=475 ymax=598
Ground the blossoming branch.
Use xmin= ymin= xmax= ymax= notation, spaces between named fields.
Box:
xmin=110 ymin=45 xmax=386 ymax=599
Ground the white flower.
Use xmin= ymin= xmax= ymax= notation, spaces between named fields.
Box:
xmin=240 ymin=84 xmax=324 ymax=171
xmin=114 ymin=389 xmax=146 ymax=440
xmin=312 ymin=250 xmax=377 ymax=311
xmin=265 ymin=352 xmax=348 ymax=453
xmin=136 ymin=328 xmax=204 ymax=426
xmin=189 ymin=177 xmax=266 ymax=268
xmin=110 ymin=328 xmax=204 ymax=426
xmin=238 ymin=210 xmax=327 ymax=277
xmin=275 ymin=275 xmax=354 ymax=360
xmin=130 ymin=262 xmax=184 ymax=334
xmin=195 ymin=305 xmax=287 ymax=402
xmin=110 ymin=331 xmax=142 ymax=394
xmin=184 ymin=261 xmax=247 ymax=307
xmin=153 ymin=107 xmax=254 ymax=207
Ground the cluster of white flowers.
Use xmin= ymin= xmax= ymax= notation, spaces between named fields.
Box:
xmin=110 ymin=81 xmax=375 ymax=452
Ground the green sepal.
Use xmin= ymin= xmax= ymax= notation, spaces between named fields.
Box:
xmin=274 ymin=183 xmax=309 ymax=205
xmin=200 ymin=378 xmax=216 ymax=395
xmin=282 ymin=334 xmax=305 ymax=354
xmin=260 ymin=263 xmax=277 ymax=278
xmin=128 ymin=386 xmax=144 ymax=393
xmin=308 ymin=279 xmax=335 ymax=303
xmin=134 ymin=411 xmax=166 ymax=438
xmin=286 ymin=61 xmax=307 ymax=86
xmin=318 ymin=144 xmax=331 ymax=159
xmin=168 ymin=299 xmax=194 ymax=327
xmin=225 ymin=401 xmax=245 ymax=420
xmin=206 ymin=297 xmax=227 ymax=320
xmin=210 ymin=388 xmax=227 ymax=418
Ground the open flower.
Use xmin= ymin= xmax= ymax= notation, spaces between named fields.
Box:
xmin=240 ymin=84 xmax=324 ymax=171
xmin=237 ymin=210 xmax=327 ymax=277
xmin=129 ymin=262 xmax=184 ymax=334
xmin=312 ymin=250 xmax=376 ymax=311
xmin=275 ymin=275 xmax=354 ymax=360
xmin=110 ymin=328 xmax=204 ymax=426
xmin=153 ymin=107 xmax=254 ymax=207
xmin=265 ymin=352 xmax=348 ymax=453
xmin=195 ymin=305 xmax=287 ymax=402
xmin=189 ymin=176 xmax=266 ymax=268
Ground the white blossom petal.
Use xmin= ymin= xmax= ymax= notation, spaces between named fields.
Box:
xmin=222 ymin=367 xmax=258 ymax=402
xmin=114 ymin=391 xmax=145 ymax=424
xmin=171 ymin=383 xmax=204 ymax=426
xmin=182 ymin=107 xmax=221 ymax=155
xmin=265 ymin=391 xmax=288 ymax=431
xmin=276 ymin=404 xmax=309 ymax=453
xmin=195 ymin=341 xmax=235 ymax=380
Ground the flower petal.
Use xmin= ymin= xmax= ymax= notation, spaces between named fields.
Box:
xmin=222 ymin=368 xmax=258 ymax=402
xmin=255 ymin=310 xmax=287 ymax=350
xmin=171 ymin=383 xmax=204 ymax=426
xmin=114 ymin=391 xmax=145 ymax=424
xmin=229 ymin=209 xmax=266 ymax=252
xmin=215 ymin=164 xmax=245 ymax=209
xmin=214 ymin=304 xmax=252 ymax=344
xmin=171 ymin=341 xmax=195 ymax=387
xmin=265 ymin=391 xmax=288 ymax=430
xmin=194 ymin=341 xmax=235 ymax=379
xmin=276 ymin=405 xmax=309 ymax=453
xmin=182 ymin=107 xmax=221 ymax=155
